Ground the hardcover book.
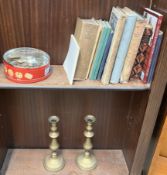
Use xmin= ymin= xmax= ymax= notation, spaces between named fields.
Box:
xmin=97 ymin=30 xmax=114 ymax=80
xmin=110 ymin=7 xmax=137 ymax=84
xmin=101 ymin=7 xmax=126 ymax=85
xmin=120 ymin=11 xmax=146 ymax=83
xmin=141 ymin=8 xmax=163 ymax=83
xmin=130 ymin=24 xmax=153 ymax=80
xmin=89 ymin=21 xmax=111 ymax=80
xmin=147 ymin=31 xmax=163 ymax=83
xmin=74 ymin=18 xmax=101 ymax=80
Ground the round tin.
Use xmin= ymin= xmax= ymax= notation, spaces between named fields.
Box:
xmin=3 ymin=47 xmax=51 ymax=83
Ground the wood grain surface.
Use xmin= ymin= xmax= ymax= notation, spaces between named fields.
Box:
xmin=0 ymin=64 xmax=150 ymax=90
xmin=148 ymin=112 xmax=167 ymax=175
xmin=2 ymin=89 xmax=147 ymax=149
xmin=123 ymin=91 xmax=149 ymax=170
xmin=0 ymin=0 xmax=149 ymax=64
xmin=0 ymin=0 xmax=152 ymax=174
xmin=130 ymin=28 xmax=167 ymax=175
xmin=2 ymin=149 xmax=129 ymax=175
xmin=0 ymin=93 xmax=8 ymax=169
xmin=152 ymin=0 xmax=167 ymax=31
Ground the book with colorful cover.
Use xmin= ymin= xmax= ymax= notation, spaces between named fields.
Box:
xmin=130 ymin=24 xmax=153 ymax=80
xmin=101 ymin=7 xmax=126 ymax=85
xmin=147 ymin=31 xmax=163 ymax=83
xmin=110 ymin=7 xmax=137 ymax=84
xmin=74 ymin=18 xmax=101 ymax=80
xmin=89 ymin=21 xmax=111 ymax=80
xmin=97 ymin=30 xmax=114 ymax=80
xmin=141 ymin=8 xmax=163 ymax=83
xmin=120 ymin=11 xmax=146 ymax=83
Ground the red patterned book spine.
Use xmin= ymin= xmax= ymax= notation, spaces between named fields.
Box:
xmin=130 ymin=25 xmax=153 ymax=81
xmin=143 ymin=9 xmax=163 ymax=83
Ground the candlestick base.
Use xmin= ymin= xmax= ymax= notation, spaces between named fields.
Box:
xmin=76 ymin=152 xmax=97 ymax=171
xmin=43 ymin=154 xmax=65 ymax=172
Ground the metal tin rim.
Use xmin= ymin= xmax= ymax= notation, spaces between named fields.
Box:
xmin=3 ymin=47 xmax=50 ymax=69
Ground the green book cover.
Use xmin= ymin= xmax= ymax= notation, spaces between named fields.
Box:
xmin=89 ymin=21 xmax=111 ymax=80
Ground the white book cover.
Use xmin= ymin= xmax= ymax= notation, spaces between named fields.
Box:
xmin=63 ymin=35 xmax=80 ymax=85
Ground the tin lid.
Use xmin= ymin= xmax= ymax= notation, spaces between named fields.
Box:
xmin=3 ymin=47 xmax=50 ymax=69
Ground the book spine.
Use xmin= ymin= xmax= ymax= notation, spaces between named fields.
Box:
xmin=97 ymin=32 xmax=113 ymax=80
xmin=89 ymin=26 xmax=106 ymax=80
xmin=110 ymin=15 xmax=137 ymax=84
xmin=143 ymin=16 xmax=163 ymax=83
xmin=86 ymin=25 xmax=101 ymax=79
xmin=101 ymin=17 xmax=126 ymax=85
xmin=130 ymin=25 xmax=153 ymax=80
xmin=147 ymin=32 xmax=163 ymax=83
xmin=74 ymin=20 xmax=101 ymax=80
xmin=94 ymin=26 xmax=111 ymax=79
xmin=120 ymin=20 xmax=146 ymax=83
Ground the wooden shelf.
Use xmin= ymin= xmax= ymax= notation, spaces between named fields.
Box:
xmin=2 ymin=149 xmax=129 ymax=175
xmin=0 ymin=64 xmax=150 ymax=90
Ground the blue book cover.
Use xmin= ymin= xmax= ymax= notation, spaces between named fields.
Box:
xmin=89 ymin=22 xmax=111 ymax=80
xmin=97 ymin=31 xmax=114 ymax=80
xmin=147 ymin=31 xmax=163 ymax=83
xmin=110 ymin=10 xmax=137 ymax=84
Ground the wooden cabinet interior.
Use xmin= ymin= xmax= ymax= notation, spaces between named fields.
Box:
xmin=0 ymin=0 xmax=167 ymax=175
xmin=0 ymin=89 xmax=149 ymax=173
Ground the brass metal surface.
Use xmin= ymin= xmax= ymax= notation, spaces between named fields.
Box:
xmin=76 ymin=115 xmax=97 ymax=171
xmin=43 ymin=116 xmax=65 ymax=172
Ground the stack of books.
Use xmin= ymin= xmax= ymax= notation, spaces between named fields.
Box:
xmin=73 ymin=7 xmax=163 ymax=85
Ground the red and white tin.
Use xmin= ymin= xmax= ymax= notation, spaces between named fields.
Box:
xmin=3 ymin=47 xmax=51 ymax=83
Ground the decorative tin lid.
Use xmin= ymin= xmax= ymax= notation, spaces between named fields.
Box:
xmin=3 ymin=47 xmax=50 ymax=69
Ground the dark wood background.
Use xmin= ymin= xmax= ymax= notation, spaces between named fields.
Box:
xmin=0 ymin=0 xmax=149 ymax=64
xmin=0 ymin=92 xmax=8 ymax=169
xmin=0 ymin=89 xmax=149 ymax=171
xmin=1 ymin=89 xmax=148 ymax=149
xmin=0 ymin=0 xmax=152 ymax=172
xmin=143 ymin=86 xmax=167 ymax=174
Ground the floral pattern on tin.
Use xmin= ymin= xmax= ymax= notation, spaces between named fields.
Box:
xmin=8 ymin=69 xmax=14 ymax=77
xmin=15 ymin=72 xmax=23 ymax=79
xmin=25 ymin=73 xmax=33 ymax=80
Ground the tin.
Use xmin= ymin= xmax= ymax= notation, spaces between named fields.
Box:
xmin=3 ymin=47 xmax=51 ymax=83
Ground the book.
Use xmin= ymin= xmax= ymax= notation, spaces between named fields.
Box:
xmin=141 ymin=8 xmax=163 ymax=83
xmin=63 ymin=35 xmax=80 ymax=85
xmin=147 ymin=31 xmax=163 ymax=83
xmin=74 ymin=18 xmax=101 ymax=80
xmin=97 ymin=30 xmax=114 ymax=80
xmin=120 ymin=12 xmax=146 ymax=83
xmin=101 ymin=7 xmax=126 ymax=85
xmin=110 ymin=7 xmax=137 ymax=84
xmin=130 ymin=25 xmax=153 ymax=80
xmin=89 ymin=21 xmax=111 ymax=80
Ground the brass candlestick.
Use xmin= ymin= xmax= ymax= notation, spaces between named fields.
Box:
xmin=43 ymin=116 xmax=65 ymax=172
xmin=76 ymin=115 xmax=97 ymax=171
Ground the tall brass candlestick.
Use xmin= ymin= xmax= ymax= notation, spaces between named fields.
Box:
xmin=43 ymin=116 xmax=65 ymax=172
xmin=76 ymin=115 xmax=97 ymax=171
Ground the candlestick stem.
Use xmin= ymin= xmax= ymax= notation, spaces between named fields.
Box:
xmin=76 ymin=115 xmax=97 ymax=171
xmin=43 ymin=116 xmax=65 ymax=172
